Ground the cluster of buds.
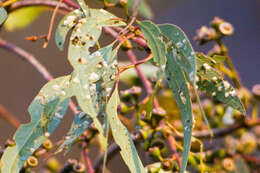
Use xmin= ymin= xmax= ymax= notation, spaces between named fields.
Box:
xmin=59 ymin=159 xmax=86 ymax=173
xmin=194 ymin=17 xmax=234 ymax=45
xmin=120 ymin=86 xmax=142 ymax=103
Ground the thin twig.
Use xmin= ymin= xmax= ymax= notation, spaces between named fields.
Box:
xmin=0 ymin=104 xmax=20 ymax=129
xmin=168 ymin=135 xmax=181 ymax=167
xmin=0 ymin=38 xmax=78 ymax=114
xmin=43 ymin=0 xmax=64 ymax=48
xmin=0 ymin=38 xmax=52 ymax=81
xmin=11 ymin=0 xmax=72 ymax=12
xmin=103 ymin=27 xmax=153 ymax=94
xmin=82 ymin=143 xmax=94 ymax=173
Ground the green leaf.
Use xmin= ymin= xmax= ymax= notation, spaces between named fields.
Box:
xmin=159 ymin=24 xmax=196 ymax=84
xmin=0 ymin=76 xmax=71 ymax=173
xmin=107 ymin=87 xmax=145 ymax=173
xmin=139 ymin=21 xmax=167 ymax=69
xmin=58 ymin=111 xmax=93 ymax=153
xmin=0 ymin=7 xmax=7 ymax=25
xmin=127 ymin=0 xmax=153 ymax=19
xmin=4 ymin=6 xmax=46 ymax=31
xmin=146 ymin=76 xmax=162 ymax=119
xmin=55 ymin=9 xmax=84 ymax=51
xmin=58 ymin=7 xmax=125 ymax=149
xmin=196 ymin=55 xmax=245 ymax=114
xmin=69 ymin=45 xmax=118 ymax=149
xmin=1 ymin=7 xmax=126 ymax=172
xmin=165 ymin=50 xmax=193 ymax=173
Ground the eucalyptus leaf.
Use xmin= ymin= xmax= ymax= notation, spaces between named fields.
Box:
xmin=4 ymin=6 xmax=46 ymax=31
xmin=107 ymin=87 xmax=145 ymax=173
xmin=165 ymin=50 xmax=192 ymax=173
xmin=127 ymin=0 xmax=153 ymax=19
xmin=0 ymin=7 xmax=7 ymax=25
xmin=139 ymin=21 xmax=167 ymax=69
xmin=196 ymin=55 xmax=245 ymax=114
xmin=55 ymin=9 xmax=84 ymax=51
xmin=57 ymin=6 xmax=125 ymax=150
xmin=159 ymin=24 xmax=196 ymax=84
xmin=58 ymin=111 xmax=93 ymax=152
xmin=0 ymin=76 xmax=72 ymax=173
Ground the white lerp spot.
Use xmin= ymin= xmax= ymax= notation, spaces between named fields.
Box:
xmin=223 ymin=81 xmax=230 ymax=89
xmin=64 ymin=15 xmax=76 ymax=27
xmin=203 ymin=63 xmax=211 ymax=70
xmin=73 ymin=76 xmax=80 ymax=83
xmin=44 ymin=132 xmax=50 ymax=137
xmin=89 ymin=72 xmax=99 ymax=81
xmin=52 ymin=84 xmax=60 ymax=91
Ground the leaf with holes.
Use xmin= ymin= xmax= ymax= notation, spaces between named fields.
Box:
xmin=165 ymin=49 xmax=193 ymax=173
xmin=107 ymin=87 xmax=146 ymax=173
xmin=159 ymin=24 xmax=196 ymax=84
xmin=196 ymin=55 xmax=245 ymax=114
xmin=58 ymin=111 xmax=93 ymax=153
xmin=139 ymin=21 xmax=167 ymax=69
xmin=0 ymin=76 xmax=71 ymax=173
xmin=56 ymin=3 xmax=125 ymax=149
xmin=55 ymin=9 xmax=84 ymax=50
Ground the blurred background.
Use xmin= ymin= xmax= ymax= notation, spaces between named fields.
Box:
xmin=0 ymin=0 xmax=259 ymax=172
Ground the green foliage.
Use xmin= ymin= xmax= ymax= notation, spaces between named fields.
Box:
xmin=196 ymin=53 xmax=245 ymax=114
xmin=159 ymin=24 xmax=196 ymax=84
xmin=4 ymin=6 xmax=46 ymax=31
xmin=0 ymin=76 xmax=71 ymax=172
xmin=127 ymin=0 xmax=153 ymax=19
xmin=0 ymin=1 xmax=249 ymax=173
xmin=139 ymin=21 xmax=166 ymax=69
xmin=0 ymin=7 xmax=7 ymax=25
xmin=164 ymin=50 xmax=193 ymax=173
xmin=58 ymin=111 xmax=93 ymax=152
xmin=107 ymin=87 xmax=146 ymax=172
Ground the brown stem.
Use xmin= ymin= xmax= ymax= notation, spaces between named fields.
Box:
xmin=10 ymin=0 xmax=72 ymax=12
xmin=168 ymin=135 xmax=181 ymax=167
xmin=43 ymin=0 xmax=64 ymax=48
xmin=0 ymin=104 xmax=20 ymax=129
xmin=0 ymin=38 xmax=78 ymax=114
xmin=82 ymin=143 xmax=94 ymax=173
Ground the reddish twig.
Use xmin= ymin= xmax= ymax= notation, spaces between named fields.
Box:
xmin=0 ymin=104 xmax=20 ymax=129
xmin=43 ymin=0 xmax=64 ymax=48
xmin=82 ymin=143 xmax=94 ymax=173
xmin=119 ymin=53 xmax=153 ymax=73
xmin=103 ymin=27 xmax=153 ymax=95
xmin=168 ymin=135 xmax=182 ymax=167
xmin=10 ymin=0 xmax=72 ymax=12
xmin=0 ymin=38 xmax=78 ymax=114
